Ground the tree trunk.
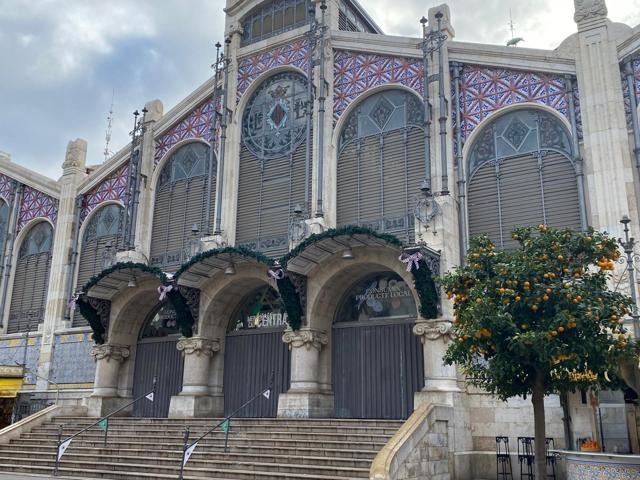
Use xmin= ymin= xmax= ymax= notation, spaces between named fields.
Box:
xmin=532 ymin=371 xmax=547 ymax=480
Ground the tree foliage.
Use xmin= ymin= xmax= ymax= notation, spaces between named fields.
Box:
xmin=442 ymin=225 xmax=638 ymax=400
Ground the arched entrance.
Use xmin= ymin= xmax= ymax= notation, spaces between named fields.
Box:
xmin=223 ymin=285 xmax=291 ymax=417
xmin=132 ymin=303 xmax=184 ymax=417
xmin=332 ymin=272 xmax=424 ymax=419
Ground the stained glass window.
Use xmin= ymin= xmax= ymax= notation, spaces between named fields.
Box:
xmin=83 ymin=203 xmax=123 ymax=244
xmin=242 ymin=72 xmax=308 ymax=160
xmin=18 ymin=222 xmax=53 ymax=258
xmin=140 ymin=303 xmax=180 ymax=339
xmin=158 ymin=142 xmax=210 ymax=188
xmin=336 ymin=273 xmax=417 ymax=323
xmin=229 ymin=286 xmax=287 ymax=332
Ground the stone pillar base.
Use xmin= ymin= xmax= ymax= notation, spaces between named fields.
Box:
xmin=84 ymin=396 xmax=133 ymax=417
xmin=168 ymin=394 xmax=224 ymax=418
xmin=277 ymin=392 xmax=334 ymax=418
xmin=415 ymin=389 xmax=458 ymax=407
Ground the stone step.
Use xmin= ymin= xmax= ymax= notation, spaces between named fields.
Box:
xmin=0 ymin=449 xmax=373 ymax=468
xmin=0 ymin=444 xmax=378 ymax=460
xmin=21 ymin=430 xmax=391 ymax=443
xmin=0 ymin=455 xmax=371 ymax=477
xmin=11 ymin=436 xmax=387 ymax=451
xmin=55 ymin=417 xmax=403 ymax=426
xmin=0 ymin=463 xmax=367 ymax=480
xmin=35 ymin=424 xmax=399 ymax=436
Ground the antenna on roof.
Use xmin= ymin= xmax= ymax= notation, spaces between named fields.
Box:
xmin=103 ymin=89 xmax=115 ymax=162
xmin=506 ymin=9 xmax=524 ymax=47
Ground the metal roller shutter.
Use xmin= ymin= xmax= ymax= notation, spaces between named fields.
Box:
xmin=542 ymin=153 xmax=581 ymax=230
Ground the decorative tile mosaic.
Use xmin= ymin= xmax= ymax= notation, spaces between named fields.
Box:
xmin=333 ymin=50 xmax=423 ymax=122
xmin=0 ymin=336 xmax=40 ymax=384
xmin=0 ymin=173 xmax=15 ymax=202
xmin=154 ymin=97 xmax=219 ymax=166
xmin=80 ymin=163 xmax=128 ymax=223
xmin=455 ymin=64 xmax=580 ymax=146
xmin=17 ymin=186 xmax=58 ymax=232
xmin=567 ymin=459 xmax=640 ymax=480
xmin=51 ymin=333 xmax=95 ymax=384
xmin=237 ymin=39 xmax=310 ymax=100
xmin=622 ymin=58 xmax=640 ymax=129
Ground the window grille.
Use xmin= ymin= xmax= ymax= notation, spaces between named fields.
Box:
xmin=337 ymin=90 xmax=424 ymax=244
xmin=150 ymin=142 xmax=215 ymax=271
xmin=240 ymin=0 xmax=311 ymax=47
xmin=8 ymin=222 xmax=53 ymax=334
xmin=72 ymin=203 xmax=124 ymax=327
xmin=467 ymin=109 xmax=580 ymax=249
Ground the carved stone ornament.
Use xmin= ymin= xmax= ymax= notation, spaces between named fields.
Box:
xmin=282 ymin=328 xmax=328 ymax=351
xmin=176 ymin=336 xmax=220 ymax=357
xmin=63 ymin=138 xmax=87 ymax=169
xmin=90 ymin=344 xmax=130 ymax=363
xmin=573 ymin=0 xmax=607 ymax=23
xmin=413 ymin=320 xmax=454 ymax=343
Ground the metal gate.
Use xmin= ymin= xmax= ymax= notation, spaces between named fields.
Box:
xmin=223 ymin=328 xmax=290 ymax=417
xmin=132 ymin=336 xmax=183 ymax=417
xmin=332 ymin=318 xmax=424 ymax=419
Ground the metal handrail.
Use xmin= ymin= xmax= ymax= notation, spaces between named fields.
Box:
xmin=53 ymin=376 xmax=157 ymax=476
xmin=178 ymin=372 xmax=275 ymax=479
xmin=14 ymin=361 xmax=61 ymax=406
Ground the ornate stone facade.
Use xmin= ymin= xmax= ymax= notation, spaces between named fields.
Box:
xmin=90 ymin=344 xmax=130 ymax=363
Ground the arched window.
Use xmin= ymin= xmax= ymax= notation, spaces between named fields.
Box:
xmin=73 ymin=203 xmax=124 ymax=327
xmin=236 ymin=72 xmax=309 ymax=256
xmin=229 ymin=285 xmax=287 ymax=332
xmin=337 ymin=90 xmax=424 ymax=243
xmin=240 ymin=0 xmax=311 ymax=46
xmin=150 ymin=142 xmax=215 ymax=271
xmin=8 ymin=222 xmax=53 ymax=333
xmin=139 ymin=303 xmax=180 ymax=339
xmin=467 ymin=109 xmax=580 ymax=249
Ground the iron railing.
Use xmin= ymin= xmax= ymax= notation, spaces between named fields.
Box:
xmin=178 ymin=373 xmax=274 ymax=479
xmin=53 ymin=377 xmax=157 ymax=476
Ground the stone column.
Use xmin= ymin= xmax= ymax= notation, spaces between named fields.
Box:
xmin=169 ymin=336 xmax=223 ymax=418
xmin=135 ymin=99 xmax=163 ymax=259
xmin=36 ymin=140 xmax=87 ymax=390
xmin=277 ymin=327 xmax=333 ymax=417
xmin=86 ymin=344 xmax=130 ymax=416
xmin=572 ymin=0 xmax=638 ymax=233
xmin=413 ymin=318 xmax=460 ymax=406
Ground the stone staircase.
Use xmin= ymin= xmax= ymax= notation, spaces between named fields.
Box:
xmin=0 ymin=416 xmax=403 ymax=479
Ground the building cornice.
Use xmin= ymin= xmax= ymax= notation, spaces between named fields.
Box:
xmin=617 ymin=27 xmax=640 ymax=61
xmin=448 ymin=41 xmax=576 ymax=75
xmin=331 ymin=30 xmax=422 ymax=58
xmin=0 ymin=155 xmax=61 ymax=198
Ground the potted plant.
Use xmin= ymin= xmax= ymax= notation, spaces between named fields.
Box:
xmin=580 ymin=439 xmax=600 ymax=453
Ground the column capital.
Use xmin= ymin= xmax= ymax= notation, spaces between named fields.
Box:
xmin=283 ymin=328 xmax=328 ymax=351
xmin=177 ymin=336 xmax=220 ymax=357
xmin=91 ymin=344 xmax=130 ymax=363
xmin=574 ymin=0 xmax=607 ymax=29
xmin=413 ymin=319 xmax=453 ymax=343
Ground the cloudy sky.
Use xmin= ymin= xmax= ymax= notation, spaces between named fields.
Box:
xmin=1 ymin=0 xmax=639 ymax=179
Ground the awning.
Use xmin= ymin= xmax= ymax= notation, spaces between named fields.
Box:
xmin=0 ymin=378 xmax=23 ymax=398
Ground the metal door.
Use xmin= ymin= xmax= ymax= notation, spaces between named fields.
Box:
xmin=223 ymin=328 xmax=290 ymax=417
xmin=332 ymin=318 xmax=423 ymax=419
xmin=132 ymin=336 xmax=183 ymax=417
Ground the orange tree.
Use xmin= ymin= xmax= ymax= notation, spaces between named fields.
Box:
xmin=442 ymin=225 xmax=638 ymax=480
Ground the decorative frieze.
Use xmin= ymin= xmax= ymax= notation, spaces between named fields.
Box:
xmin=413 ymin=320 xmax=453 ymax=343
xmin=90 ymin=344 xmax=130 ymax=363
xmin=573 ymin=0 xmax=607 ymax=24
xmin=282 ymin=328 xmax=328 ymax=351
xmin=177 ymin=336 xmax=220 ymax=357
xmin=18 ymin=185 xmax=58 ymax=232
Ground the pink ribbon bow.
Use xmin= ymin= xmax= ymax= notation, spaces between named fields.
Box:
xmin=68 ymin=293 xmax=80 ymax=312
xmin=399 ymin=251 xmax=424 ymax=272
xmin=268 ymin=267 xmax=285 ymax=280
xmin=158 ymin=284 xmax=173 ymax=301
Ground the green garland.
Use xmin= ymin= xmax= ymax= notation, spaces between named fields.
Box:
xmin=276 ymin=276 xmax=304 ymax=330
xmin=77 ymin=297 xmax=106 ymax=344
xmin=167 ymin=288 xmax=195 ymax=337
xmin=83 ymin=261 xmax=168 ymax=292
xmin=279 ymin=225 xmax=402 ymax=266
xmin=411 ymin=259 xmax=439 ymax=319
xmin=174 ymin=246 xmax=274 ymax=279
